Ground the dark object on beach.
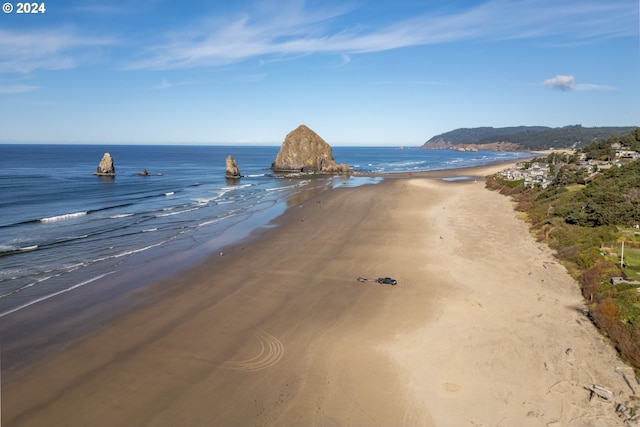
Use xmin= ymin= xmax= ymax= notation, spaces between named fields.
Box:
xmin=225 ymin=155 xmax=242 ymax=179
xmin=357 ymin=276 xmax=397 ymax=286
xmin=94 ymin=152 xmax=115 ymax=176
xmin=271 ymin=124 xmax=350 ymax=174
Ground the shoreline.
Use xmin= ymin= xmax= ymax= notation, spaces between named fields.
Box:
xmin=0 ymin=159 xmax=522 ymax=370
xmin=4 ymin=159 xmax=630 ymax=426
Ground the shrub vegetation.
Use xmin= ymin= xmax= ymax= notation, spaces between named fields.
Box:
xmin=486 ymin=128 xmax=640 ymax=368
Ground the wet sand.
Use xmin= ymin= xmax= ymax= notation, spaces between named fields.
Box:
xmin=2 ymin=163 xmax=631 ymax=426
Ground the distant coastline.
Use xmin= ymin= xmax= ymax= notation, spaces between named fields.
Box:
xmin=422 ymin=125 xmax=637 ymax=151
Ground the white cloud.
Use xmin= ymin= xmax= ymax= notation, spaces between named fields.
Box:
xmin=543 ymin=75 xmax=575 ymax=91
xmin=152 ymin=79 xmax=173 ymax=90
xmin=150 ymin=79 xmax=199 ymax=90
xmin=0 ymin=84 xmax=39 ymax=94
xmin=0 ymin=29 xmax=117 ymax=74
xmin=543 ymin=74 xmax=617 ymax=91
xmin=126 ymin=0 xmax=638 ymax=70
xmin=1 ymin=0 xmax=636 ymax=76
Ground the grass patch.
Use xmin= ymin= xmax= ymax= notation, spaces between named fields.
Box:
xmin=620 ymin=246 xmax=640 ymax=279
xmin=565 ymin=184 xmax=585 ymax=192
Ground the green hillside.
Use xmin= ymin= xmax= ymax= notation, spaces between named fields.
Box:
xmin=424 ymin=125 xmax=637 ymax=150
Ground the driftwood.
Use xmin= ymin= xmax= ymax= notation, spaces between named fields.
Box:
xmin=615 ymin=402 xmax=640 ymax=424
xmin=586 ymin=373 xmax=640 ymax=424
xmin=616 ymin=369 xmax=637 ymax=395
xmin=586 ymin=384 xmax=614 ymax=402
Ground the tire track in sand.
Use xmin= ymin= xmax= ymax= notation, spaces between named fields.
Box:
xmin=222 ymin=330 xmax=284 ymax=372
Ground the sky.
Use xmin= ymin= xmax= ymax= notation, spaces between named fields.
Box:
xmin=0 ymin=0 xmax=638 ymax=146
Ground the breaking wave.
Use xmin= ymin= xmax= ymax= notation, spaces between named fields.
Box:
xmin=40 ymin=211 xmax=88 ymax=222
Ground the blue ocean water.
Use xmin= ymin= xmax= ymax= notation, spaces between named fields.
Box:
xmin=0 ymin=144 xmax=531 ymax=317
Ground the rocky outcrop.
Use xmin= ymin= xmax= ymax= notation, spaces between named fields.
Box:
xmin=225 ymin=155 xmax=241 ymax=179
xmin=95 ymin=152 xmax=115 ymax=175
xmin=271 ymin=125 xmax=350 ymax=173
xmin=137 ymin=168 xmax=162 ymax=176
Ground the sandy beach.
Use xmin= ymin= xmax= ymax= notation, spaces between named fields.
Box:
xmin=2 ymin=163 xmax=633 ymax=427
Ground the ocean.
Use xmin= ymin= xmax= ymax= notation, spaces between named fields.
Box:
xmin=0 ymin=144 xmax=531 ymax=317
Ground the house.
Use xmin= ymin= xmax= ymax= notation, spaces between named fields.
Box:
xmin=499 ymin=168 xmax=525 ymax=181
xmin=611 ymin=277 xmax=640 ymax=286
xmin=615 ymin=150 xmax=640 ymax=160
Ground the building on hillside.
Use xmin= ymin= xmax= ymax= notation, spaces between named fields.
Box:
xmin=615 ymin=150 xmax=640 ymax=160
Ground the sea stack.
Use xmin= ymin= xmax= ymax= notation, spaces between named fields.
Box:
xmin=271 ymin=125 xmax=350 ymax=174
xmin=225 ymin=155 xmax=241 ymax=179
xmin=95 ymin=152 xmax=115 ymax=176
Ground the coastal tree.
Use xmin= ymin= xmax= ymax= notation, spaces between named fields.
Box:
xmin=486 ymin=128 xmax=640 ymax=369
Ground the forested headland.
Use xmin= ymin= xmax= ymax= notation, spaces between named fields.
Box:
xmin=423 ymin=125 xmax=637 ymax=151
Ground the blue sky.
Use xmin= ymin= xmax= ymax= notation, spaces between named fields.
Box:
xmin=1 ymin=0 xmax=638 ymax=145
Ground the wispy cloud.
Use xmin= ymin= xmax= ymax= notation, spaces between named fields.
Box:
xmin=367 ymin=80 xmax=448 ymax=86
xmin=575 ymin=83 xmax=617 ymax=91
xmin=0 ymin=29 xmax=117 ymax=74
xmin=337 ymin=54 xmax=351 ymax=67
xmin=1 ymin=0 xmax=636 ymax=78
xmin=543 ymin=74 xmax=616 ymax=91
xmin=150 ymin=78 xmax=198 ymax=90
xmin=152 ymin=79 xmax=174 ymax=90
xmin=0 ymin=84 xmax=39 ymax=94
xmin=126 ymin=0 xmax=637 ymax=70
xmin=71 ymin=4 xmax=130 ymax=14
xmin=237 ymin=73 xmax=268 ymax=83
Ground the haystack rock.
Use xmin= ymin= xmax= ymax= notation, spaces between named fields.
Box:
xmin=225 ymin=155 xmax=241 ymax=179
xmin=271 ymin=125 xmax=350 ymax=173
xmin=94 ymin=152 xmax=115 ymax=175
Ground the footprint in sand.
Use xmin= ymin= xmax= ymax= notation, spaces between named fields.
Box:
xmin=222 ymin=330 xmax=284 ymax=372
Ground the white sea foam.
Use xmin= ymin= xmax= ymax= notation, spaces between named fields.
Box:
xmin=221 ymin=183 xmax=251 ymax=191
xmin=156 ymin=207 xmax=199 ymax=217
xmin=0 ymin=272 xmax=115 ymax=318
xmin=109 ymin=213 xmax=134 ymax=218
xmin=194 ymin=193 xmax=226 ymax=204
xmin=265 ymin=183 xmax=300 ymax=192
xmin=198 ymin=217 xmax=226 ymax=226
xmin=198 ymin=207 xmax=243 ymax=226
xmin=164 ymin=192 xmax=175 ymax=196
xmin=444 ymin=158 xmax=464 ymax=164
xmin=0 ymin=273 xmax=57 ymax=299
xmin=40 ymin=211 xmax=88 ymax=222
xmin=392 ymin=160 xmax=427 ymax=168
xmin=89 ymin=241 xmax=166 ymax=265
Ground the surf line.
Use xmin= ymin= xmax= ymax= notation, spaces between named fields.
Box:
xmin=0 ymin=271 xmax=115 ymax=319
xmin=39 ymin=211 xmax=88 ymax=222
